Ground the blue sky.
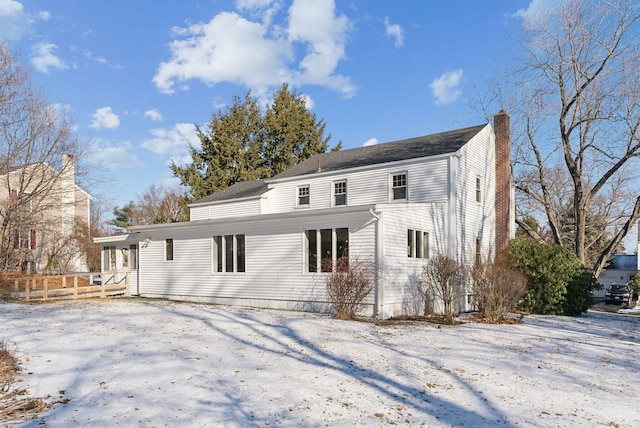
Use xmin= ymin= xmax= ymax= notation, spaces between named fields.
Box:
xmin=2 ymin=0 xmax=538 ymax=213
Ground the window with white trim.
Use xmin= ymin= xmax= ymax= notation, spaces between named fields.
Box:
xmin=407 ymin=229 xmax=429 ymax=259
xmin=165 ymin=239 xmax=174 ymax=261
xmin=334 ymin=180 xmax=347 ymax=206
xmin=305 ymin=228 xmax=349 ymax=273
xmin=298 ymin=185 xmax=310 ymax=206
xmin=391 ymin=173 xmax=407 ymax=200
xmin=476 ymin=177 xmax=482 ymax=203
xmin=213 ymin=234 xmax=245 ymax=273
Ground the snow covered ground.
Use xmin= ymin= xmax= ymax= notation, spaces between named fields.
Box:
xmin=1 ymin=299 xmax=639 ymax=427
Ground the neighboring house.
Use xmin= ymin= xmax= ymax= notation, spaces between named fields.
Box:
xmin=595 ymin=254 xmax=639 ymax=298
xmin=95 ymin=111 xmax=513 ymax=318
xmin=0 ymin=155 xmax=91 ymax=272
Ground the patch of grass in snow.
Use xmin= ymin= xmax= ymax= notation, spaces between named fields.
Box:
xmin=0 ymin=340 xmax=53 ymax=424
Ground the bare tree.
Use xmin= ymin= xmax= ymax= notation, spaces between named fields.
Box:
xmin=419 ymin=255 xmax=466 ymax=323
xmin=323 ymin=254 xmax=377 ymax=320
xmin=111 ymin=184 xmax=189 ymax=229
xmin=0 ymin=43 xmax=85 ymax=271
xmin=495 ymin=0 xmax=640 ymax=276
xmin=470 ymin=257 xmax=528 ymax=322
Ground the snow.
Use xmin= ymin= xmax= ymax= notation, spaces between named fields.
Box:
xmin=1 ymin=299 xmax=639 ymax=427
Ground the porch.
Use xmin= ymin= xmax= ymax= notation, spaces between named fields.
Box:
xmin=10 ymin=272 xmax=130 ymax=302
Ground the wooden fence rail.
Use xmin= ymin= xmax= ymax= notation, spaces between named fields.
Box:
xmin=11 ymin=272 xmax=130 ymax=302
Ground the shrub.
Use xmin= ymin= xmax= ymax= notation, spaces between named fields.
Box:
xmin=323 ymin=255 xmax=376 ymax=320
xmin=508 ymin=238 xmax=595 ymax=315
xmin=563 ymin=269 xmax=600 ymax=315
xmin=419 ymin=255 xmax=466 ymax=323
xmin=629 ymin=274 xmax=640 ymax=295
xmin=471 ymin=257 xmax=528 ymax=321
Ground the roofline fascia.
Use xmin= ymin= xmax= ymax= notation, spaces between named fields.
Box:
xmin=128 ymin=204 xmax=378 ymax=234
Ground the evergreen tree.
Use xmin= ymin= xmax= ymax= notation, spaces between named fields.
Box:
xmin=263 ymin=83 xmax=331 ymax=176
xmin=172 ymin=92 xmax=264 ymax=199
xmin=173 ymin=84 xmax=337 ymax=199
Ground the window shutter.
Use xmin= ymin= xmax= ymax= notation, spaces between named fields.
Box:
xmin=30 ymin=230 xmax=37 ymax=249
xmin=10 ymin=189 xmax=17 ymax=205
xmin=31 ymin=196 xmax=38 ymax=211
xmin=13 ymin=229 xmax=19 ymax=249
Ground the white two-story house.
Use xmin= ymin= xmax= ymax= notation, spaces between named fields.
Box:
xmin=95 ymin=111 xmax=513 ymax=318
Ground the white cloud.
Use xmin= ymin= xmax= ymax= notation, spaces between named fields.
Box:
xmin=300 ymin=93 xmax=314 ymax=110
xmin=38 ymin=10 xmax=50 ymax=21
xmin=429 ymin=69 xmax=464 ymax=105
xmin=87 ymin=138 xmax=144 ymax=171
xmin=84 ymin=49 xmax=107 ymax=64
xmin=141 ymin=123 xmax=200 ymax=167
xmin=384 ymin=17 xmax=404 ymax=48
xmin=514 ymin=0 xmax=556 ymax=28
xmin=30 ymin=43 xmax=68 ymax=73
xmin=90 ymin=107 xmax=120 ymax=129
xmin=144 ymin=109 xmax=163 ymax=122
xmin=0 ymin=0 xmax=32 ymax=40
xmin=362 ymin=138 xmax=378 ymax=147
xmin=154 ymin=0 xmax=354 ymax=97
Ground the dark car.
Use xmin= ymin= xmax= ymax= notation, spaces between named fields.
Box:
xmin=604 ymin=283 xmax=633 ymax=306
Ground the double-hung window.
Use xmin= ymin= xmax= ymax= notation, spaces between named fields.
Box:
xmin=213 ymin=234 xmax=245 ymax=273
xmin=407 ymin=229 xmax=429 ymax=259
xmin=476 ymin=177 xmax=482 ymax=203
xmin=334 ymin=180 xmax=347 ymax=206
xmin=305 ymin=228 xmax=349 ymax=273
xmin=298 ymin=185 xmax=310 ymax=206
xmin=391 ymin=173 xmax=407 ymax=200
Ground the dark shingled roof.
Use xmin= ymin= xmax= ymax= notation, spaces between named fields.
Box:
xmin=272 ymin=124 xmax=487 ymax=179
xmin=193 ymin=179 xmax=269 ymax=204
xmin=191 ymin=124 xmax=486 ymax=205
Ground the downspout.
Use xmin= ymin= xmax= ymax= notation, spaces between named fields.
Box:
xmin=369 ymin=208 xmax=383 ymax=318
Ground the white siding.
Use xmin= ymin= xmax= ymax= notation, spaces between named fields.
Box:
xmin=455 ymin=125 xmax=495 ymax=262
xmin=377 ymin=202 xmax=448 ymax=318
xmin=135 ymin=209 xmax=378 ymax=315
xmin=269 ymin=157 xmax=450 ymax=213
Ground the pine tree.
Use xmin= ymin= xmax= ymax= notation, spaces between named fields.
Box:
xmin=172 ymin=92 xmax=264 ymax=199
xmin=263 ymin=83 xmax=331 ymax=176
xmin=172 ymin=84 xmax=337 ymax=200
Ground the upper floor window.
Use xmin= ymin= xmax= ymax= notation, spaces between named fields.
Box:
xmin=298 ymin=185 xmax=310 ymax=206
xmin=14 ymin=229 xmax=36 ymax=250
xmin=165 ymin=238 xmax=174 ymax=261
xmin=213 ymin=234 xmax=245 ymax=273
xmin=476 ymin=177 xmax=482 ymax=203
xmin=391 ymin=173 xmax=407 ymax=200
xmin=334 ymin=180 xmax=347 ymax=206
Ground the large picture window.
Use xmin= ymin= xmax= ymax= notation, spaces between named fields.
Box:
xmin=305 ymin=228 xmax=349 ymax=273
xmin=213 ymin=234 xmax=246 ymax=273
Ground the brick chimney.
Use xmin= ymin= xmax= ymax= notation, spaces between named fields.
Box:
xmin=494 ymin=110 xmax=511 ymax=257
